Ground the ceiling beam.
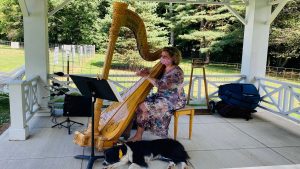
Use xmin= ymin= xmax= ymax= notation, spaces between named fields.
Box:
xmin=18 ymin=0 xmax=29 ymax=17
xmin=224 ymin=4 xmax=246 ymax=25
xmin=138 ymin=0 xmax=246 ymax=6
xmin=268 ymin=0 xmax=289 ymax=5
xmin=48 ymin=0 xmax=73 ymax=16
xmin=267 ymin=0 xmax=289 ymax=25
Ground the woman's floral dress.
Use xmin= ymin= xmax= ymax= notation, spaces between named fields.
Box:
xmin=136 ymin=65 xmax=186 ymax=137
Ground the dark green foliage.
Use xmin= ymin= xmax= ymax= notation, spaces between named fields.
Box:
xmin=0 ymin=94 xmax=10 ymax=126
xmin=48 ymin=0 xmax=105 ymax=48
xmin=209 ymin=28 xmax=244 ymax=62
xmin=268 ymin=0 xmax=300 ymax=68
xmin=163 ymin=4 xmax=245 ymax=62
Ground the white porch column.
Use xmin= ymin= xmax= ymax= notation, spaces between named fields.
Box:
xmin=241 ymin=0 xmax=272 ymax=82
xmin=23 ymin=0 xmax=49 ymax=113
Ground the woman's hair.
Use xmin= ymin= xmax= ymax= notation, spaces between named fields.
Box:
xmin=162 ymin=47 xmax=182 ymax=65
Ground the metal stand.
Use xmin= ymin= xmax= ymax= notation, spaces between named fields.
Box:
xmin=51 ymin=114 xmax=84 ymax=135
xmin=74 ymin=96 xmax=104 ymax=169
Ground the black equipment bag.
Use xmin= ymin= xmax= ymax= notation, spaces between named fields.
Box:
xmin=63 ymin=94 xmax=92 ymax=117
xmin=218 ymin=83 xmax=260 ymax=110
xmin=215 ymin=101 xmax=256 ymax=121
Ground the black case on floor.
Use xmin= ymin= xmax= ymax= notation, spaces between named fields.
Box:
xmin=63 ymin=94 xmax=92 ymax=117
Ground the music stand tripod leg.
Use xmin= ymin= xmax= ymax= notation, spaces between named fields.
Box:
xmin=66 ymin=118 xmax=84 ymax=135
xmin=51 ymin=116 xmax=84 ymax=135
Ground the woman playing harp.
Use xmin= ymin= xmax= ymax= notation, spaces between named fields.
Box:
xmin=73 ymin=2 xmax=185 ymax=150
xmin=129 ymin=47 xmax=187 ymax=141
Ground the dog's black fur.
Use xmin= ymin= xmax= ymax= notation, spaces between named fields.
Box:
xmin=103 ymin=138 xmax=189 ymax=168
xmin=104 ymin=143 xmax=128 ymax=165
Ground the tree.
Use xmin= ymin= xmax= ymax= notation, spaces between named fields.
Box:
xmin=269 ymin=0 xmax=300 ymax=68
xmin=0 ymin=0 xmax=23 ymax=41
xmin=48 ymin=0 xmax=104 ymax=48
xmin=161 ymin=3 xmax=245 ymax=62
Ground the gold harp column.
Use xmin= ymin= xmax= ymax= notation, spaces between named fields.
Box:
xmin=93 ymin=2 xmax=128 ymax=136
xmin=73 ymin=2 xmax=128 ymax=146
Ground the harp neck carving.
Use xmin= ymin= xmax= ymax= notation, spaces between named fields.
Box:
xmin=102 ymin=2 xmax=162 ymax=79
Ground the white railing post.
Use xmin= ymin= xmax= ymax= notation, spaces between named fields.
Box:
xmin=197 ymin=76 xmax=202 ymax=103
xmin=8 ymin=80 xmax=29 ymax=140
xmin=283 ymin=87 xmax=289 ymax=113
xmin=190 ymin=77 xmax=195 ymax=101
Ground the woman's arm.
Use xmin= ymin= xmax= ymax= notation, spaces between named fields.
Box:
xmin=156 ymin=69 xmax=184 ymax=89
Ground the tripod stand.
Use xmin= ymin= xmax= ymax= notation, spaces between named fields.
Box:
xmin=51 ymin=111 xmax=84 ymax=135
xmin=51 ymin=93 xmax=91 ymax=134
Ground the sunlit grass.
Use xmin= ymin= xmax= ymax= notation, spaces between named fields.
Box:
xmin=289 ymin=113 xmax=300 ymax=120
xmin=0 ymin=46 xmax=24 ymax=72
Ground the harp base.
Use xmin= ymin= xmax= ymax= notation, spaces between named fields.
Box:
xmin=73 ymin=131 xmax=116 ymax=151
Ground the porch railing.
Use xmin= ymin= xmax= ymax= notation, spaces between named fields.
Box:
xmin=0 ymin=65 xmax=25 ymax=93
xmin=186 ymin=74 xmax=246 ymax=105
xmin=9 ymin=76 xmax=41 ymax=140
xmin=49 ymin=75 xmax=300 ymax=122
xmin=49 ymin=74 xmax=246 ymax=106
xmin=256 ymin=77 xmax=300 ymax=122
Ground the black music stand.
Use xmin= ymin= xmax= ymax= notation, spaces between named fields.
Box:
xmin=70 ymin=75 xmax=122 ymax=169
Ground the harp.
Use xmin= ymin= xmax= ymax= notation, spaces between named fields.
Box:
xmin=73 ymin=2 xmax=165 ymax=150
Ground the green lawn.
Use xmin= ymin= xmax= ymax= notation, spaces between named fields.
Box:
xmin=0 ymin=45 xmax=25 ymax=72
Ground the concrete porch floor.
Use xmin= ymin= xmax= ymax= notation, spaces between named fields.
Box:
xmin=1 ymin=110 xmax=300 ymax=169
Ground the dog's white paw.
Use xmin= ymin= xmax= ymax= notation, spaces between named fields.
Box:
xmin=181 ymin=162 xmax=189 ymax=169
xmin=102 ymin=165 xmax=113 ymax=169
xmin=167 ymin=161 xmax=176 ymax=169
xmin=144 ymin=154 xmax=153 ymax=163
xmin=128 ymin=163 xmax=142 ymax=169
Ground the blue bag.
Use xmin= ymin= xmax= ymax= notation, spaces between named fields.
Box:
xmin=218 ymin=83 xmax=260 ymax=110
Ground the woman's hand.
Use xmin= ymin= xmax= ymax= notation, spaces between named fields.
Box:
xmin=136 ymin=68 xmax=150 ymax=77
xmin=147 ymin=77 xmax=157 ymax=87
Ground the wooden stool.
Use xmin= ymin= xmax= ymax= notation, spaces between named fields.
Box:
xmin=174 ymin=106 xmax=195 ymax=140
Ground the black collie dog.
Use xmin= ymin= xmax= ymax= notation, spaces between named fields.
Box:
xmin=103 ymin=139 xmax=189 ymax=169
